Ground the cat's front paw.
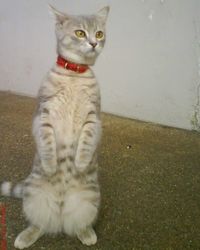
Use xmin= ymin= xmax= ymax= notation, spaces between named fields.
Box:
xmin=43 ymin=167 xmax=57 ymax=177
xmin=75 ymin=155 xmax=90 ymax=172
xmin=42 ymin=160 xmax=57 ymax=176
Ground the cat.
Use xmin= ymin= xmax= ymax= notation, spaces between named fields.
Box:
xmin=1 ymin=5 xmax=109 ymax=249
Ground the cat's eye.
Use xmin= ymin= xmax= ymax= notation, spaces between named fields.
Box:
xmin=75 ymin=30 xmax=86 ymax=38
xmin=96 ymin=31 xmax=104 ymax=39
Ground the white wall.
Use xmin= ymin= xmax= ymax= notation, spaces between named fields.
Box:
xmin=0 ymin=0 xmax=200 ymax=130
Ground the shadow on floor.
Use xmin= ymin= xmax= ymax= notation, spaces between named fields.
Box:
xmin=0 ymin=91 xmax=200 ymax=250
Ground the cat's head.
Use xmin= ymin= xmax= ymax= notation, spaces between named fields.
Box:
xmin=50 ymin=5 xmax=110 ymax=66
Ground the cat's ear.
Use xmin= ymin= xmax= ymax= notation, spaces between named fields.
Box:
xmin=97 ymin=6 xmax=110 ymax=23
xmin=48 ymin=4 xmax=69 ymax=24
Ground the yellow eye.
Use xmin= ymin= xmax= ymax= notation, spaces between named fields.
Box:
xmin=96 ymin=31 xmax=104 ymax=39
xmin=75 ymin=30 xmax=86 ymax=38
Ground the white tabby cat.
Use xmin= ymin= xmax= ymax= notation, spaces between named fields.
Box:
xmin=1 ymin=5 xmax=109 ymax=249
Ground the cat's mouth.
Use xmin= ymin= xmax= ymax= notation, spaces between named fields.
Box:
xmin=89 ymin=47 xmax=97 ymax=52
xmin=86 ymin=48 xmax=97 ymax=56
xmin=90 ymin=45 xmax=101 ymax=54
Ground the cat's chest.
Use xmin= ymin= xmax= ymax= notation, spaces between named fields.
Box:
xmin=55 ymin=82 xmax=96 ymax=114
xmin=47 ymin=79 xmax=98 ymax=132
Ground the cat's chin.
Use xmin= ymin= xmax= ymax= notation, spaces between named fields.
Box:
xmin=86 ymin=50 xmax=98 ymax=57
xmin=82 ymin=56 xmax=97 ymax=66
xmin=83 ymin=50 xmax=101 ymax=65
xmin=58 ymin=45 xmax=101 ymax=66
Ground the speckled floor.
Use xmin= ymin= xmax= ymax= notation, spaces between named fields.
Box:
xmin=0 ymin=91 xmax=200 ymax=250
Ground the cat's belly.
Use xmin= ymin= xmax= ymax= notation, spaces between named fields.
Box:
xmin=24 ymin=167 xmax=99 ymax=234
xmin=50 ymin=105 xmax=85 ymax=148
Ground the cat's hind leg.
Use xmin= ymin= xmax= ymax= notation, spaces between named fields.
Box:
xmin=14 ymin=225 xmax=44 ymax=249
xmin=63 ymin=190 xmax=99 ymax=246
xmin=76 ymin=226 xmax=97 ymax=246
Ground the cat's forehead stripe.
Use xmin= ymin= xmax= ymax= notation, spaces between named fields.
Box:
xmin=78 ymin=16 xmax=99 ymax=32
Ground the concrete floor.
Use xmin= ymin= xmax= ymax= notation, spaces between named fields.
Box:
xmin=0 ymin=91 xmax=200 ymax=250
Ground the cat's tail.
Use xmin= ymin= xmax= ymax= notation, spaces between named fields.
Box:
xmin=0 ymin=181 xmax=23 ymax=199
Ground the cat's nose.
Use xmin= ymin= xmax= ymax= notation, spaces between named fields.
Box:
xmin=89 ymin=42 xmax=97 ymax=48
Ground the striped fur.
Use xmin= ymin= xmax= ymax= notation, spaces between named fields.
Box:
xmin=1 ymin=5 xmax=109 ymax=249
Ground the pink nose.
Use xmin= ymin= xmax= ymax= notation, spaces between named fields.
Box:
xmin=89 ymin=42 xmax=97 ymax=48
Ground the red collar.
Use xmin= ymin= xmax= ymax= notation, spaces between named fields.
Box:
xmin=56 ymin=56 xmax=89 ymax=73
